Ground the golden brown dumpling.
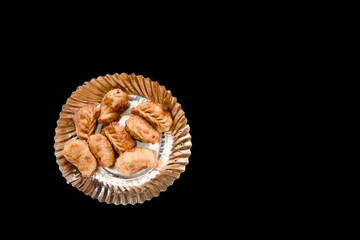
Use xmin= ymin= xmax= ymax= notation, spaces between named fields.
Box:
xmin=125 ymin=115 xmax=160 ymax=144
xmin=115 ymin=147 xmax=157 ymax=175
xmin=131 ymin=101 xmax=173 ymax=132
xmin=73 ymin=105 xmax=100 ymax=140
xmin=88 ymin=134 xmax=115 ymax=168
xmin=98 ymin=89 xmax=129 ymax=126
xmin=62 ymin=139 xmax=97 ymax=177
xmin=101 ymin=122 xmax=136 ymax=153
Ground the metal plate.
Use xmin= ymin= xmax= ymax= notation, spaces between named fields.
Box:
xmin=54 ymin=73 xmax=191 ymax=205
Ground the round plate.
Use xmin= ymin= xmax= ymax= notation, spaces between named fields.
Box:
xmin=54 ymin=73 xmax=191 ymax=205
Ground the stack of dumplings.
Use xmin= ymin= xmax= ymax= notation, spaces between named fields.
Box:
xmin=62 ymin=88 xmax=173 ymax=177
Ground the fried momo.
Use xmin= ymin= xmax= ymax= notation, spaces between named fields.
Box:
xmin=130 ymin=101 xmax=173 ymax=132
xmin=125 ymin=115 xmax=160 ymax=144
xmin=73 ymin=105 xmax=100 ymax=140
xmin=115 ymin=147 xmax=157 ymax=175
xmin=88 ymin=134 xmax=115 ymax=168
xmin=62 ymin=139 xmax=97 ymax=177
xmin=101 ymin=122 xmax=136 ymax=153
xmin=98 ymin=88 xmax=129 ymax=126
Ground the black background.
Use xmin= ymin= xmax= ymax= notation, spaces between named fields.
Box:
xmin=2 ymin=11 xmax=301 ymax=235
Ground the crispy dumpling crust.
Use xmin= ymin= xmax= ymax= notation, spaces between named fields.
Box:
xmin=115 ymin=147 xmax=157 ymax=175
xmin=101 ymin=122 xmax=136 ymax=153
xmin=98 ymin=89 xmax=129 ymax=126
xmin=131 ymin=101 xmax=173 ymax=132
xmin=88 ymin=134 xmax=115 ymax=168
xmin=125 ymin=115 xmax=160 ymax=144
xmin=62 ymin=139 xmax=98 ymax=177
xmin=73 ymin=105 xmax=100 ymax=140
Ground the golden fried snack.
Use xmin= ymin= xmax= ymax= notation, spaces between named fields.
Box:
xmin=101 ymin=122 xmax=136 ymax=153
xmin=73 ymin=105 xmax=100 ymax=140
xmin=115 ymin=147 xmax=157 ymax=175
xmin=62 ymin=139 xmax=97 ymax=177
xmin=88 ymin=134 xmax=115 ymax=168
xmin=131 ymin=101 xmax=173 ymax=132
xmin=98 ymin=89 xmax=129 ymax=126
xmin=125 ymin=115 xmax=160 ymax=144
